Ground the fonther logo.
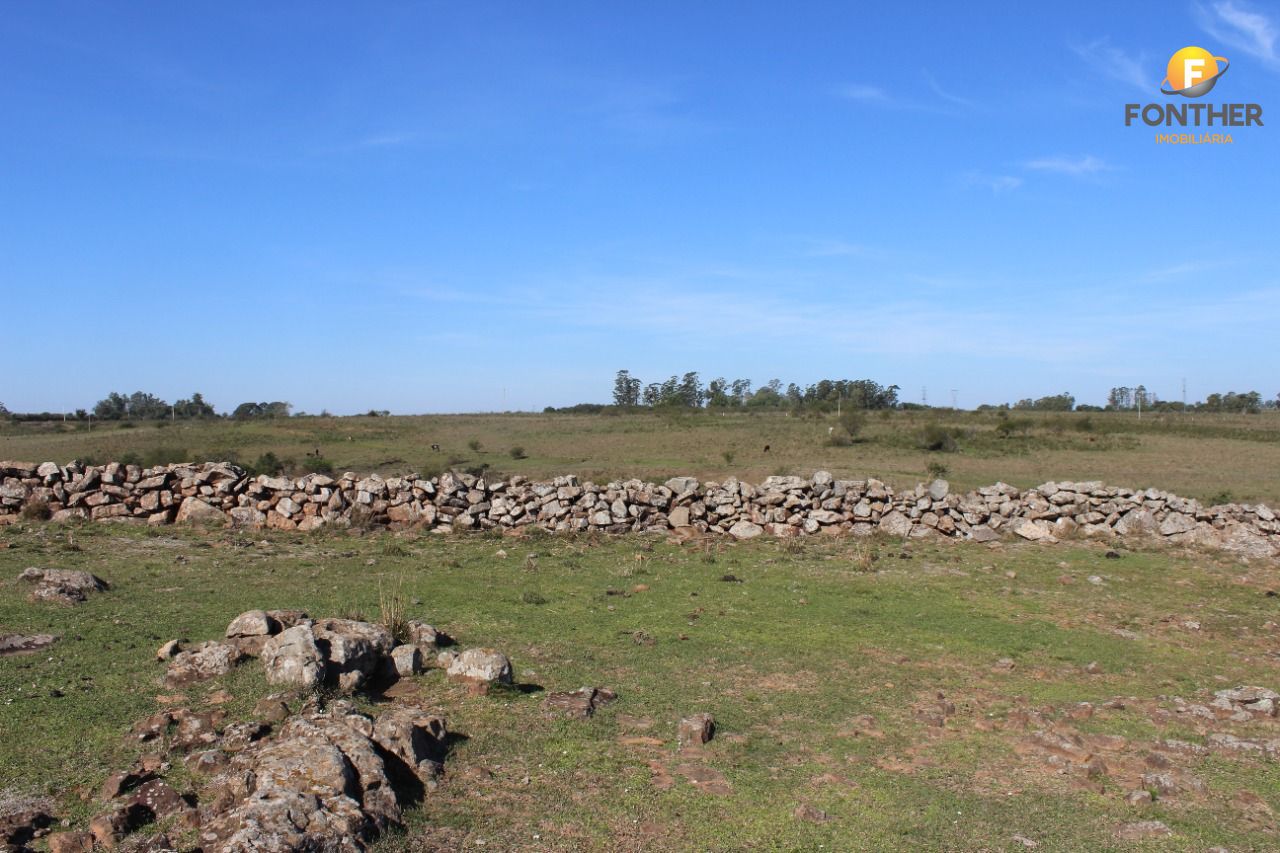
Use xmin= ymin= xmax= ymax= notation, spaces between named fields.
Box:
xmin=1125 ymin=44 xmax=1262 ymax=142
xmin=1161 ymin=46 xmax=1228 ymax=97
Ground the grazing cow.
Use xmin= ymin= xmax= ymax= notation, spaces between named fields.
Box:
xmin=430 ymin=443 xmax=441 ymax=452
xmin=763 ymin=444 xmax=771 ymax=453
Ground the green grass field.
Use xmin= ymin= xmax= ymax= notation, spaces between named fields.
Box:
xmin=4 ymin=410 xmax=1280 ymax=850
xmin=3 ymin=409 xmax=1280 ymax=505
xmin=3 ymin=521 xmax=1280 ymax=851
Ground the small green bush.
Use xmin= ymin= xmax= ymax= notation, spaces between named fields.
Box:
xmin=721 ymin=450 xmax=736 ymax=464
xmin=918 ymin=424 xmax=957 ymax=452
xmin=307 ymin=458 xmax=335 ymax=475
xmin=249 ymin=452 xmax=284 ymax=476
xmin=926 ymin=461 xmax=950 ymax=480
xmin=839 ymin=409 xmax=867 ymax=438
xmin=467 ymin=439 xmax=482 ymax=453
xmin=509 ymin=446 xmax=527 ymax=460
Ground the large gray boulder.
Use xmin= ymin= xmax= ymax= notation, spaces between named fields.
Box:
xmin=312 ymin=619 xmax=396 ymax=692
xmin=261 ymin=625 xmax=327 ymax=688
xmin=175 ymin=497 xmax=228 ymax=526
xmin=165 ymin=641 xmax=245 ymax=686
xmin=18 ymin=567 xmax=108 ymax=604
xmin=446 ymin=648 xmax=512 ymax=685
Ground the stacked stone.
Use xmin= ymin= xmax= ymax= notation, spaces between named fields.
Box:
xmin=1 ymin=461 xmax=1276 ymax=557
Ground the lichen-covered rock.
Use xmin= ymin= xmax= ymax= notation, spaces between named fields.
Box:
xmin=165 ymin=641 xmax=245 ymax=686
xmin=388 ymin=644 xmax=422 ymax=678
xmin=312 ymin=619 xmax=395 ymax=690
xmin=175 ymin=497 xmax=228 ymax=526
xmin=543 ymin=686 xmax=618 ymax=720
xmin=199 ymin=703 xmax=439 ymax=852
xmin=226 ymin=610 xmax=280 ymax=639
xmin=446 ymin=648 xmax=512 ymax=685
xmin=370 ymin=706 xmax=448 ymax=784
xmin=260 ymin=625 xmax=327 ymax=688
xmin=678 ymin=712 xmax=716 ymax=747
xmin=18 ymin=567 xmax=108 ymax=604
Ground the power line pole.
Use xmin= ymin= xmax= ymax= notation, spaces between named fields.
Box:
xmin=950 ymin=389 xmax=958 ymax=410
xmin=921 ymin=387 xmax=928 ymax=407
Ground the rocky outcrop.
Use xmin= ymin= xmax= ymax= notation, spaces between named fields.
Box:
xmin=98 ymin=698 xmax=448 ymax=853
xmin=17 ymin=567 xmax=108 ymax=604
xmin=3 ymin=460 xmax=1277 ymax=558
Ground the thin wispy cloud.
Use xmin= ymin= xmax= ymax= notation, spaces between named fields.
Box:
xmin=399 ymin=268 xmax=1280 ymax=369
xmin=1197 ymin=1 xmax=1279 ymax=65
xmin=1069 ymin=38 xmax=1150 ymax=91
xmin=357 ymin=131 xmax=424 ymax=148
xmin=921 ymin=69 xmax=974 ymax=108
xmin=837 ymin=76 xmax=972 ymax=114
xmin=838 ymin=83 xmax=891 ymax=103
xmin=959 ymin=171 xmax=1023 ymax=193
xmin=1024 ymin=155 xmax=1111 ymax=176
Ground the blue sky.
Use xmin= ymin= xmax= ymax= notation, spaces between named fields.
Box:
xmin=3 ymin=1 xmax=1278 ymax=414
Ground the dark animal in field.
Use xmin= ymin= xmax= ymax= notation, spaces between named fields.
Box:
xmin=763 ymin=444 xmax=771 ymax=453
xmin=431 ymin=443 xmax=441 ymax=452
xmin=305 ymin=447 xmax=323 ymax=458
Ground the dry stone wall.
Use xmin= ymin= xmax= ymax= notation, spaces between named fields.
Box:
xmin=1 ymin=460 xmax=1277 ymax=558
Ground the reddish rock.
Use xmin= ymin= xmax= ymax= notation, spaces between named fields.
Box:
xmin=677 ymin=712 xmax=716 ymax=748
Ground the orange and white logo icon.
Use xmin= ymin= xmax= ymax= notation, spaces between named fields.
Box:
xmin=1161 ymin=46 xmax=1229 ymax=97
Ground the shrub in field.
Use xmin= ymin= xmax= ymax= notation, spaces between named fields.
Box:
xmin=926 ymin=461 xmax=949 ymax=480
xmin=305 ymin=458 xmax=335 ymax=475
xmin=918 ymin=424 xmax=957 ymax=452
xmin=995 ymin=418 xmax=1032 ymax=438
xmin=142 ymin=446 xmax=189 ymax=467
xmin=721 ymin=450 xmax=736 ymax=464
xmin=509 ymin=446 xmax=527 ymax=460
xmin=249 ymin=452 xmax=284 ymax=476
xmin=21 ymin=499 xmax=51 ymax=521
xmin=468 ymin=439 xmax=483 ymax=453
xmin=839 ymin=409 xmax=867 ymax=439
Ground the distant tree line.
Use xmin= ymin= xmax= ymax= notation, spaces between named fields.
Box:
xmin=593 ymin=370 xmax=900 ymax=412
xmin=1 ymin=392 xmax=299 ymax=422
xmin=977 ymin=387 xmax=1279 ymax=414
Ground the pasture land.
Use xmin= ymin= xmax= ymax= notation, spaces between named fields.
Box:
xmin=3 ymin=523 xmax=1280 ymax=850
xmin=3 ymin=409 xmax=1280 ymax=506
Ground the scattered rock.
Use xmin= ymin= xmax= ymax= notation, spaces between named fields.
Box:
xmin=253 ymin=696 xmax=291 ymax=724
xmin=0 ymin=794 xmax=53 ymax=848
xmin=543 ymin=687 xmax=618 ymax=720
xmin=18 ymin=567 xmax=108 ymax=604
xmin=0 ymin=633 xmax=58 ymax=656
xmin=678 ymin=713 xmax=715 ymax=748
xmin=446 ymin=648 xmax=513 ymax=687
xmin=388 ymin=644 xmax=423 ymax=678
xmin=225 ymin=610 xmax=280 ymax=639
xmin=47 ymin=831 xmax=95 ymax=853
xmin=370 ymin=706 xmax=449 ymax=785
xmin=261 ymin=624 xmax=327 ymax=688
xmin=198 ymin=701 xmax=444 ymax=851
xmin=793 ymin=802 xmax=830 ymax=823
xmin=1114 ymin=820 xmax=1172 ymax=841
xmin=164 ymin=641 xmax=244 ymax=686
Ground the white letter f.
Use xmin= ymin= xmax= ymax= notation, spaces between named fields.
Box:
xmin=1184 ymin=58 xmax=1205 ymax=88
